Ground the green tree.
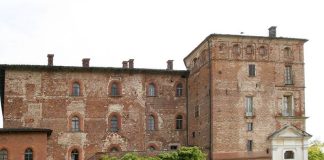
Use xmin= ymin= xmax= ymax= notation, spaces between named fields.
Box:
xmin=308 ymin=140 xmax=324 ymax=160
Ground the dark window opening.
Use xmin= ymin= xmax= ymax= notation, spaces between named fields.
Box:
xmin=247 ymin=122 xmax=253 ymax=131
xmin=247 ymin=140 xmax=253 ymax=151
xmin=249 ymin=64 xmax=256 ymax=77
xmin=24 ymin=148 xmax=33 ymax=160
xmin=176 ymin=115 xmax=183 ymax=129
xmin=71 ymin=149 xmax=79 ymax=160
xmin=110 ymin=147 xmax=119 ymax=152
xmin=284 ymin=151 xmax=294 ymax=159
xmin=170 ymin=145 xmax=178 ymax=150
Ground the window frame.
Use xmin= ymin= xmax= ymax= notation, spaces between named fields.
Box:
xmin=110 ymin=115 xmax=119 ymax=132
xmin=248 ymin=64 xmax=256 ymax=77
xmin=176 ymin=115 xmax=183 ymax=130
xmin=148 ymin=83 xmax=156 ymax=97
xmin=0 ymin=149 xmax=8 ymax=160
xmin=247 ymin=140 xmax=253 ymax=151
xmin=24 ymin=148 xmax=33 ymax=160
xmin=285 ymin=65 xmax=293 ymax=85
xmin=247 ymin=122 xmax=253 ymax=131
xmin=148 ymin=115 xmax=155 ymax=131
xmin=176 ymin=83 xmax=183 ymax=97
xmin=71 ymin=149 xmax=79 ymax=160
xmin=284 ymin=150 xmax=294 ymax=159
xmin=245 ymin=96 xmax=253 ymax=117
xmin=283 ymin=95 xmax=294 ymax=116
xmin=111 ymin=83 xmax=119 ymax=96
xmin=71 ymin=116 xmax=80 ymax=132
xmin=72 ymin=82 xmax=81 ymax=96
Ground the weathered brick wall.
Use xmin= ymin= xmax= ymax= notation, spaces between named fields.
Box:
xmin=3 ymin=68 xmax=187 ymax=159
xmin=210 ymin=36 xmax=306 ymax=159
xmin=186 ymin=42 xmax=212 ymax=152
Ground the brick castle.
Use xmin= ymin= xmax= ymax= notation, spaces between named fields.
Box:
xmin=0 ymin=27 xmax=311 ymax=160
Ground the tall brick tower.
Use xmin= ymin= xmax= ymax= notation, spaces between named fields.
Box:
xmin=184 ymin=27 xmax=311 ymax=160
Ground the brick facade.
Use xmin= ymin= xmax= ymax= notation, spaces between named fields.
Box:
xmin=0 ymin=27 xmax=310 ymax=160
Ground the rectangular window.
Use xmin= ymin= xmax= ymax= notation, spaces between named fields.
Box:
xmin=245 ymin=96 xmax=253 ymax=117
xmin=247 ymin=140 xmax=253 ymax=151
xmin=285 ymin=66 xmax=293 ymax=85
xmin=247 ymin=123 xmax=253 ymax=131
xmin=283 ymin=95 xmax=293 ymax=116
xmin=195 ymin=106 xmax=200 ymax=118
xmin=170 ymin=145 xmax=178 ymax=150
xmin=249 ymin=64 xmax=256 ymax=77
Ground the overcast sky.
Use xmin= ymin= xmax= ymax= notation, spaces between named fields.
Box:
xmin=0 ymin=0 xmax=323 ymax=141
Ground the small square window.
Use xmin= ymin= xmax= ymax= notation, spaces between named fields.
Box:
xmin=170 ymin=145 xmax=178 ymax=150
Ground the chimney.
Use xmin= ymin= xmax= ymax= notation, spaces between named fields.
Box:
xmin=122 ymin=61 xmax=128 ymax=68
xmin=128 ymin=59 xmax=134 ymax=69
xmin=167 ymin=60 xmax=173 ymax=70
xmin=268 ymin=26 xmax=277 ymax=38
xmin=47 ymin=54 xmax=54 ymax=66
xmin=82 ymin=58 xmax=90 ymax=67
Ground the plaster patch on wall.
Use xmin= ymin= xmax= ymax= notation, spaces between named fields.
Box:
xmin=108 ymin=104 xmax=124 ymax=113
xmin=57 ymin=132 xmax=88 ymax=146
xmin=102 ymin=133 xmax=128 ymax=151
xmin=67 ymin=101 xmax=85 ymax=116
xmin=21 ymin=103 xmax=42 ymax=127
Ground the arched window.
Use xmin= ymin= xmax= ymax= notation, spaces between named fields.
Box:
xmin=71 ymin=116 xmax=80 ymax=132
xmin=246 ymin=45 xmax=253 ymax=54
xmin=219 ymin=43 xmax=226 ymax=51
xmin=72 ymin=82 xmax=80 ymax=96
xmin=259 ymin=46 xmax=267 ymax=56
xmin=176 ymin=115 xmax=183 ymax=129
xmin=232 ymin=44 xmax=241 ymax=54
xmin=284 ymin=47 xmax=292 ymax=57
xmin=284 ymin=150 xmax=294 ymax=159
xmin=148 ymin=83 xmax=156 ymax=96
xmin=0 ymin=149 xmax=8 ymax=160
xmin=110 ymin=147 xmax=119 ymax=152
xmin=111 ymin=83 xmax=119 ymax=96
xmin=71 ymin=149 xmax=79 ymax=160
xmin=148 ymin=115 xmax=155 ymax=131
xmin=111 ymin=115 xmax=119 ymax=132
xmin=148 ymin=145 xmax=156 ymax=151
xmin=24 ymin=148 xmax=33 ymax=160
xmin=176 ymin=83 xmax=183 ymax=97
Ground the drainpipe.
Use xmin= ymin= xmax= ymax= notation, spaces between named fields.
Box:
xmin=207 ymin=39 xmax=213 ymax=160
